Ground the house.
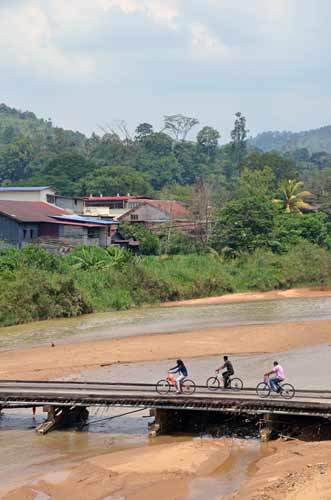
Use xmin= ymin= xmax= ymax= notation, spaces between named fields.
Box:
xmin=84 ymin=195 xmax=149 ymax=220
xmin=0 ymin=200 xmax=118 ymax=251
xmin=0 ymin=186 xmax=56 ymax=203
xmin=0 ymin=186 xmax=85 ymax=214
xmin=84 ymin=195 xmax=192 ymax=229
xmin=118 ymin=199 xmax=192 ymax=231
xmin=51 ymin=194 xmax=85 ymax=214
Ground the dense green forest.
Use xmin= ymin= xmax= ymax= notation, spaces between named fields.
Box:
xmin=1 ymin=103 xmax=330 ymax=203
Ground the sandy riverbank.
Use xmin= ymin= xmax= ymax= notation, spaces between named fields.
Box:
xmin=163 ymin=287 xmax=331 ymax=307
xmin=233 ymin=440 xmax=331 ymax=499
xmin=1 ymin=318 xmax=331 ymax=380
xmin=2 ymin=439 xmax=231 ymax=499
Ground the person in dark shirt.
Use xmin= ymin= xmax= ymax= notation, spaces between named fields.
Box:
xmin=216 ymin=356 xmax=234 ymax=388
xmin=169 ymin=359 xmax=188 ymax=393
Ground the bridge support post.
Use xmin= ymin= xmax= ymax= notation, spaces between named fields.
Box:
xmin=36 ymin=406 xmax=89 ymax=435
xmin=260 ymin=413 xmax=276 ymax=441
xmin=148 ymin=409 xmax=178 ymax=437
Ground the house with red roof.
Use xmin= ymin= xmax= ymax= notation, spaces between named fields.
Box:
xmin=0 ymin=200 xmax=118 ymax=251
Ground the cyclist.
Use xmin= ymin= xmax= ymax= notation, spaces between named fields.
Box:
xmin=216 ymin=355 xmax=234 ymax=388
xmin=169 ymin=359 xmax=188 ymax=394
xmin=265 ymin=361 xmax=285 ymax=393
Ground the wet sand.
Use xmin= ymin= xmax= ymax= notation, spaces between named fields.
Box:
xmin=233 ymin=440 xmax=331 ymax=499
xmin=2 ymin=319 xmax=331 ymax=380
xmin=2 ymin=439 xmax=232 ymax=499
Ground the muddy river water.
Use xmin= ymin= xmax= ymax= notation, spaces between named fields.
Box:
xmin=1 ymin=295 xmax=330 ymax=497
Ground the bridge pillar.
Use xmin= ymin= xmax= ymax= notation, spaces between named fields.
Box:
xmin=36 ymin=406 xmax=89 ymax=435
xmin=148 ymin=409 xmax=179 ymax=437
xmin=260 ymin=413 xmax=276 ymax=441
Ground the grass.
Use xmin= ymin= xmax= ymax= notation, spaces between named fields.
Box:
xmin=1 ymin=241 xmax=331 ymax=327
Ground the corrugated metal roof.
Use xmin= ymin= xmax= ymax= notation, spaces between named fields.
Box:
xmin=49 ymin=215 xmax=118 ymax=225
xmin=0 ymin=186 xmax=51 ymax=192
xmin=0 ymin=201 xmax=110 ymax=228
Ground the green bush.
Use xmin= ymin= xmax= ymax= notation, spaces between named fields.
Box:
xmin=0 ymin=269 xmax=91 ymax=326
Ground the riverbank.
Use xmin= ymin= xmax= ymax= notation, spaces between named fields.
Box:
xmin=1 ymin=317 xmax=331 ymax=380
xmin=164 ymin=286 xmax=331 ymax=307
xmin=233 ymin=440 xmax=331 ymax=499
xmin=2 ymin=242 xmax=331 ymax=327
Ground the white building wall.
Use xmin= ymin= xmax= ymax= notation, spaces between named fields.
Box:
xmin=0 ymin=188 xmax=55 ymax=202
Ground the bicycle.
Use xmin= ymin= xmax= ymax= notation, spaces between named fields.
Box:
xmin=256 ymin=376 xmax=295 ymax=399
xmin=156 ymin=372 xmax=196 ymax=395
xmin=206 ymin=373 xmax=243 ymax=391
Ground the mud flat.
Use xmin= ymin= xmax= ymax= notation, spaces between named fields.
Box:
xmin=2 ymin=439 xmax=231 ymax=500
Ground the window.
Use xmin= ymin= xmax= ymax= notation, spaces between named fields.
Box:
xmin=23 ymin=229 xmax=27 ymax=239
xmin=46 ymin=194 xmax=55 ymax=204
xmin=110 ymin=201 xmax=124 ymax=209
xmin=74 ymin=199 xmax=78 ymax=206
xmin=30 ymin=229 xmax=34 ymax=239
xmin=87 ymin=228 xmax=99 ymax=239
xmin=131 ymin=214 xmax=138 ymax=221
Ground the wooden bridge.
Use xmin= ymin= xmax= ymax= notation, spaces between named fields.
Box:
xmin=1 ymin=380 xmax=331 ymax=435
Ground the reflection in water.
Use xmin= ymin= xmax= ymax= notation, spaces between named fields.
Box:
xmin=1 ymin=296 xmax=331 ymax=350
xmin=0 ymin=407 xmax=152 ymax=493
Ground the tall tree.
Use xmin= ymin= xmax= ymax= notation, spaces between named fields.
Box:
xmin=273 ymin=180 xmax=313 ymax=213
xmin=163 ymin=114 xmax=199 ymax=142
xmin=197 ymin=126 xmax=220 ymax=161
xmin=230 ymin=112 xmax=249 ymax=176
xmin=135 ymin=123 xmax=154 ymax=140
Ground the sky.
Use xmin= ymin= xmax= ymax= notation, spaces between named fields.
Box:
xmin=1 ymin=0 xmax=330 ymax=140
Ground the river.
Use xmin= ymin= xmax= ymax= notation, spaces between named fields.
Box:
xmin=0 ymin=294 xmax=330 ymax=498
xmin=1 ymin=295 xmax=331 ymax=350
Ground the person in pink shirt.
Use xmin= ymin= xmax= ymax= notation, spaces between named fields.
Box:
xmin=265 ymin=361 xmax=285 ymax=393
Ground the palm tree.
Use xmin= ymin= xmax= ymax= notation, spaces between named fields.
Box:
xmin=273 ymin=180 xmax=313 ymax=213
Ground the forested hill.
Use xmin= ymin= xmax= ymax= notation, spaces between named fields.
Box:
xmin=0 ymin=103 xmax=85 ymax=149
xmin=250 ymin=125 xmax=331 ymax=153
xmin=1 ymin=103 xmax=331 ymax=202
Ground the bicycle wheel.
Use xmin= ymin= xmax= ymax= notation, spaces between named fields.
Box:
xmin=182 ymin=379 xmax=196 ymax=395
xmin=256 ymin=382 xmax=270 ymax=398
xmin=230 ymin=377 xmax=243 ymax=391
xmin=156 ymin=379 xmax=170 ymax=395
xmin=280 ymin=383 xmax=295 ymax=399
xmin=206 ymin=376 xmax=220 ymax=391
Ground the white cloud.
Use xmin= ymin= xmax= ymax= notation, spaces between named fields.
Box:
xmin=0 ymin=3 xmax=95 ymax=80
xmin=0 ymin=0 xmax=330 ymax=135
